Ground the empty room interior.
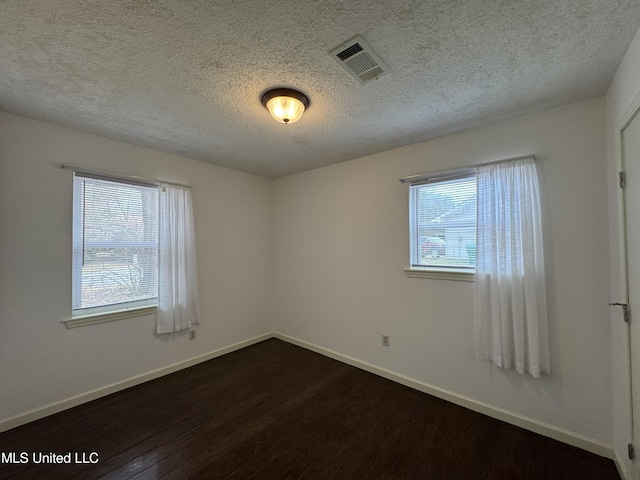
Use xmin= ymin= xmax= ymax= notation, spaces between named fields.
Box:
xmin=3 ymin=1 xmax=640 ymax=479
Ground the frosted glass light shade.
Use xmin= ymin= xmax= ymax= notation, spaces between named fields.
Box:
xmin=261 ymin=88 xmax=309 ymax=124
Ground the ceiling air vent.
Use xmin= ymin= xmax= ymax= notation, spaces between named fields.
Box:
xmin=330 ymin=36 xmax=388 ymax=84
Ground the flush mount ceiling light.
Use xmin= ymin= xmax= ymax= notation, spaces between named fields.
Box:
xmin=261 ymin=88 xmax=309 ymax=124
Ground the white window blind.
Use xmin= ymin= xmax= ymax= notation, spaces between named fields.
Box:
xmin=72 ymin=173 xmax=159 ymax=317
xmin=409 ymin=171 xmax=477 ymax=270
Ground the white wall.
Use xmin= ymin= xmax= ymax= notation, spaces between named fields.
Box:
xmin=0 ymin=91 xmax=618 ymax=455
xmin=274 ymin=97 xmax=612 ymax=444
xmin=606 ymin=23 xmax=640 ymax=479
xmin=0 ymin=112 xmax=273 ymax=423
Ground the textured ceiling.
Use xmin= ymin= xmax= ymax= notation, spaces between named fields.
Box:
xmin=1 ymin=0 xmax=639 ymax=178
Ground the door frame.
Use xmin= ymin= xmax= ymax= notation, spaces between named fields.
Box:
xmin=615 ymin=92 xmax=640 ymax=480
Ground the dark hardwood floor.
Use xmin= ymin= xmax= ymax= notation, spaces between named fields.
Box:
xmin=0 ymin=338 xmax=619 ymax=479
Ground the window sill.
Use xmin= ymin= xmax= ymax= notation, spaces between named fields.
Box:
xmin=63 ymin=305 xmax=157 ymax=329
xmin=404 ymin=267 xmax=475 ymax=282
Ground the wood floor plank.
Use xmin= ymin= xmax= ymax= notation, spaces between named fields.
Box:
xmin=0 ymin=339 xmax=620 ymax=480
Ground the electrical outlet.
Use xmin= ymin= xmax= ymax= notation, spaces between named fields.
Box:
xmin=382 ymin=334 xmax=389 ymax=347
xmin=189 ymin=330 xmax=196 ymax=340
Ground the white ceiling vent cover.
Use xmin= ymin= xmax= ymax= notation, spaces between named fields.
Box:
xmin=330 ymin=36 xmax=388 ymax=84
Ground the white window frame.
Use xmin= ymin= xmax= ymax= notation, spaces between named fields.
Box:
xmin=404 ymin=169 xmax=476 ymax=282
xmin=66 ymin=172 xmax=160 ymax=328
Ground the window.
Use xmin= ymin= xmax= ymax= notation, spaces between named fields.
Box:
xmin=404 ymin=157 xmax=547 ymax=372
xmin=72 ymin=173 xmax=159 ymax=318
xmin=408 ymin=170 xmax=476 ymax=277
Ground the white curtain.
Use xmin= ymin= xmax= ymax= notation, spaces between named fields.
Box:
xmin=157 ymin=184 xmax=201 ymax=334
xmin=474 ymin=158 xmax=549 ymax=377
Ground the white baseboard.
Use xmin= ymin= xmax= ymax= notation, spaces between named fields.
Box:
xmin=274 ymin=333 xmax=614 ymax=459
xmin=0 ymin=332 xmax=273 ymax=433
xmin=614 ymin=449 xmax=632 ymax=480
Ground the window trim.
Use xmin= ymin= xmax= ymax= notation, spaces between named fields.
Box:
xmin=63 ymin=305 xmax=158 ymax=329
xmin=404 ymin=267 xmax=475 ymax=282
xmin=72 ymin=297 xmax=157 ymax=318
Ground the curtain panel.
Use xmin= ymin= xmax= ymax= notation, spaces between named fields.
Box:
xmin=474 ymin=158 xmax=549 ymax=377
xmin=157 ymin=184 xmax=201 ymax=334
